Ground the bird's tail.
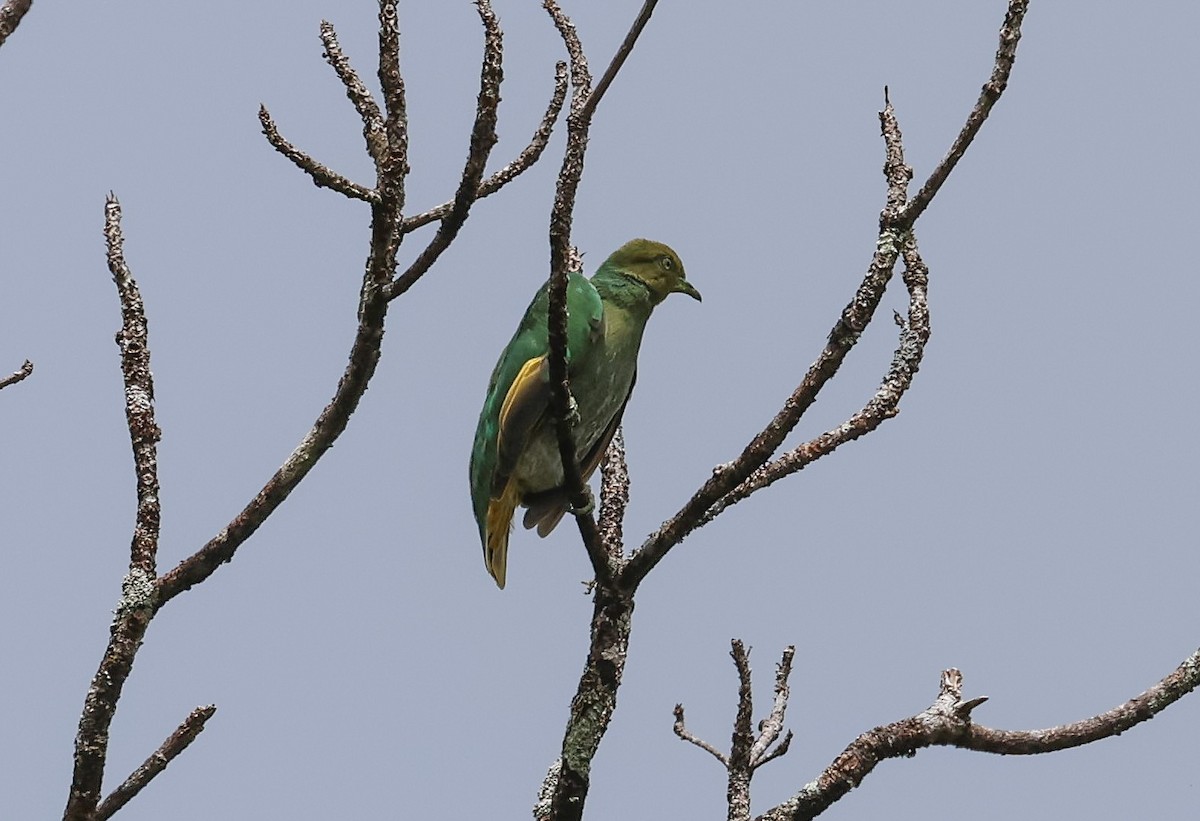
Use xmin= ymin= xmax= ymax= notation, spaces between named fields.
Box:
xmin=485 ymin=480 xmax=520 ymax=589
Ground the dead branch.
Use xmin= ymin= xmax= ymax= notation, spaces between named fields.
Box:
xmin=540 ymin=4 xmax=1029 ymax=820
xmin=757 ymin=651 xmax=1200 ymax=820
xmin=535 ymin=3 xmax=665 ymax=818
xmin=65 ymin=195 xmax=163 ymax=820
xmin=622 ymin=0 xmax=1030 ymax=589
xmin=674 ymin=642 xmax=796 ymax=821
xmin=94 ymin=706 xmax=216 ymax=820
xmin=65 ymin=3 xmax=555 ymax=817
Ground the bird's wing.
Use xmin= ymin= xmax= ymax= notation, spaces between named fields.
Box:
xmin=469 ymin=273 xmax=603 ymax=539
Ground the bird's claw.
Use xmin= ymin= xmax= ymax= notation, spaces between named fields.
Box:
xmin=571 ymin=485 xmax=595 ymax=518
xmin=566 ymin=391 xmax=581 ymax=426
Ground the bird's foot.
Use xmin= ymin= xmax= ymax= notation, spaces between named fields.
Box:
xmin=571 ymin=485 xmax=595 ymax=517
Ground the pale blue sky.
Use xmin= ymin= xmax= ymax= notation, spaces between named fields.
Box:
xmin=2 ymin=2 xmax=1197 ymax=818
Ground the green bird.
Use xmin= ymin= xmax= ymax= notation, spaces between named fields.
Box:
xmin=469 ymin=238 xmax=701 ymax=588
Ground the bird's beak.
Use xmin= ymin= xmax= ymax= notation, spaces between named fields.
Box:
xmin=674 ymin=278 xmax=702 ymax=302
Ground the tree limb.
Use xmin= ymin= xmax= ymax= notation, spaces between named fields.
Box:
xmin=758 ymin=652 xmax=1200 ymax=820
xmin=621 ymin=0 xmax=1030 ymax=589
xmin=94 ymin=706 xmax=217 ymax=821
xmin=65 ymin=194 xmax=164 ymax=820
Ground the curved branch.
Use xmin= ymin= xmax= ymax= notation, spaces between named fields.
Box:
xmin=620 ymin=0 xmax=1030 ymax=590
xmin=259 ymin=104 xmax=379 ymax=202
xmin=758 ymin=653 xmax=1200 ymax=821
xmin=897 ymin=0 xmax=1029 ymax=227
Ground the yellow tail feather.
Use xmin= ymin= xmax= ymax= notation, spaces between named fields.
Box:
xmin=485 ymin=480 xmax=520 ymax=589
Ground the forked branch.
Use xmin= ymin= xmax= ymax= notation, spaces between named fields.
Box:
xmin=674 ymin=641 xmax=797 ymax=821
xmin=622 ymin=0 xmax=1030 ymax=589
xmin=758 ymin=651 xmax=1200 ymax=821
xmin=67 ymin=3 xmax=559 ymax=817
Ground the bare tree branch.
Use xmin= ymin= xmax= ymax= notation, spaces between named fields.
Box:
xmin=899 ymin=0 xmax=1029 ymax=226
xmin=621 ymin=0 xmax=1029 ymax=589
xmin=542 ymin=0 xmax=607 ymax=587
xmin=673 ymin=704 xmax=728 ymax=765
xmin=94 ymin=706 xmax=217 ymax=821
xmin=65 ymin=194 xmax=164 ymax=820
xmin=597 ymin=427 xmax=629 ymax=560
xmin=65 ymin=5 xmax=550 ymax=814
xmin=674 ymin=642 xmax=798 ymax=821
xmin=535 ymin=5 xmax=674 ymax=815
xmin=0 ymin=359 xmax=33 ymax=390
xmin=259 ymin=104 xmax=380 ymax=202
xmin=0 ymin=0 xmax=32 ymax=49
xmin=576 ymin=0 xmax=659 ymax=125
xmin=155 ymin=1 xmax=419 ymax=605
xmin=321 ymin=19 xmax=387 ymax=172
xmin=758 ymin=652 xmax=1200 ymax=821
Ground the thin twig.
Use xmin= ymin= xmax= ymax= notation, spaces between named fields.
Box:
xmin=758 ymin=652 xmax=1200 ymax=821
xmin=0 ymin=0 xmax=33 ymax=48
xmin=259 ymin=105 xmax=379 ymax=202
xmin=674 ymin=704 xmax=728 ymax=765
xmin=95 ymin=706 xmax=217 ymax=820
xmin=750 ymin=646 xmax=796 ymax=767
xmin=0 ymin=359 xmax=33 ymax=390
xmin=897 ymin=0 xmax=1029 ymax=227
xmin=576 ymin=0 xmax=659 ymax=124
xmin=320 ymin=19 xmax=388 ymax=171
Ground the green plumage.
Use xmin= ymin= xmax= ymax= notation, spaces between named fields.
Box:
xmin=469 ymin=238 xmax=701 ymax=588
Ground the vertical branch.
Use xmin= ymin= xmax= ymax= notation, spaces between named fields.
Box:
xmin=535 ymin=4 xmax=673 ymax=818
xmin=542 ymin=1 xmax=608 ymax=583
xmin=597 ymin=427 xmax=629 ymax=558
xmin=105 ymin=195 xmax=162 ymax=578
xmin=65 ymin=195 xmax=163 ymax=821
xmin=672 ymin=643 xmax=797 ymax=821
xmin=727 ymin=640 xmax=756 ymax=821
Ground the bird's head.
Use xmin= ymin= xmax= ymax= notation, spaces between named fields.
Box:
xmin=602 ymin=238 xmax=701 ymax=305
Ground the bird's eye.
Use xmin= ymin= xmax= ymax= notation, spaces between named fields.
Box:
xmin=659 ymin=256 xmax=674 ymax=271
